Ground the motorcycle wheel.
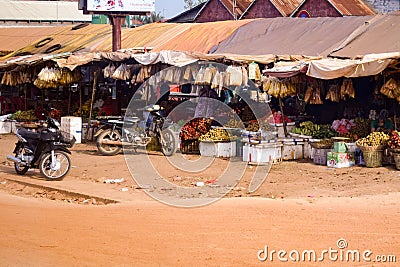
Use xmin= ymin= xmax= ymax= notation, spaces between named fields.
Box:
xmin=14 ymin=147 xmax=29 ymax=175
xmin=39 ymin=151 xmax=71 ymax=181
xmin=96 ymin=129 xmax=122 ymax=156
xmin=160 ymin=129 xmax=176 ymax=156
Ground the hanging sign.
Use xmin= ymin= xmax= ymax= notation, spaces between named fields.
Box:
xmin=86 ymin=0 xmax=155 ymax=13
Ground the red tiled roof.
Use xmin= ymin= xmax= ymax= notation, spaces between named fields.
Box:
xmin=219 ymin=0 xmax=254 ymax=16
xmin=329 ymin=0 xmax=376 ymax=16
xmin=270 ymin=0 xmax=303 ymax=16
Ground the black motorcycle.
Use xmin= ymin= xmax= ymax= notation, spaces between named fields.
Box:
xmin=7 ymin=116 xmax=76 ymax=180
xmin=95 ymin=104 xmax=177 ymax=156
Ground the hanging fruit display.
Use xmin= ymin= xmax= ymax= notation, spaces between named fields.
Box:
xmin=340 ymin=78 xmax=355 ymax=100
xmin=1 ymin=69 xmax=34 ymax=86
xmin=34 ymin=67 xmax=82 ymax=89
xmin=304 ymin=86 xmax=323 ymax=104
xmin=325 ymin=84 xmax=340 ymax=102
xmin=380 ymin=78 xmax=400 ymax=100
xmin=263 ymin=76 xmax=296 ymax=98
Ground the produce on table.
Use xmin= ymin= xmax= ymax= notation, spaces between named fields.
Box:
xmin=339 ymin=118 xmax=371 ymax=141
xmin=199 ymin=128 xmax=236 ymax=142
xmin=331 ymin=119 xmax=354 ymax=134
xmin=387 ymin=130 xmax=400 ymax=150
xmin=246 ymin=121 xmax=259 ymax=132
xmin=310 ymin=138 xmax=334 ymax=149
xmin=9 ymin=110 xmax=37 ymax=122
xmin=292 ymin=121 xmax=336 ymax=139
xmin=224 ymin=119 xmax=244 ymax=128
xmin=244 ymin=119 xmax=276 ymax=132
xmin=356 ymin=132 xmax=389 ymax=147
xmin=269 ymin=111 xmax=291 ymax=124
xmin=179 ymin=118 xmax=212 ymax=141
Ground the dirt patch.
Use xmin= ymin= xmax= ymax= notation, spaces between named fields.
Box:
xmin=0 ymin=178 xmax=118 ymax=205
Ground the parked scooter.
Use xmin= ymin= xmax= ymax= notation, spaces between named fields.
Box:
xmin=7 ymin=116 xmax=76 ymax=180
xmin=95 ymin=104 xmax=176 ymax=156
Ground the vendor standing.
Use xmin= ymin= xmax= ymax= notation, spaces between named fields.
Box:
xmin=371 ymin=109 xmax=394 ymax=133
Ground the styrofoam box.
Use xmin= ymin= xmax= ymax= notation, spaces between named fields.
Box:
xmin=61 ymin=116 xmax=82 ymax=144
xmin=199 ymin=141 xmax=236 ymax=157
xmin=0 ymin=121 xmax=16 ymax=134
xmin=282 ymin=141 xmax=304 ymax=160
xmin=270 ymin=122 xmax=296 ymax=138
xmin=243 ymin=143 xmax=282 ymax=163
xmin=304 ymin=139 xmax=320 ymax=159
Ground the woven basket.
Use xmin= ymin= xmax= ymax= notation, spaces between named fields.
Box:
xmin=362 ymin=150 xmax=383 ymax=168
xmin=392 ymin=152 xmax=400 ymax=170
xmin=356 ymin=142 xmax=386 ymax=152
xmin=389 ymin=148 xmax=400 ymax=154
xmin=310 ymin=142 xmax=333 ymax=149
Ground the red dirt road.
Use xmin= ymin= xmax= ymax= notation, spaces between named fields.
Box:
xmin=1 ymin=191 xmax=399 ymax=266
xmin=0 ymin=134 xmax=400 ymax=266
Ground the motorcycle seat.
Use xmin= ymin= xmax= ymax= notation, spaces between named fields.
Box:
xmin=125 ymin=117 xmax=140 ymax=123
xmin=17 ymin=128 xmax=40 ymax=140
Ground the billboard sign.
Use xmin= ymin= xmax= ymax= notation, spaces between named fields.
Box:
xmin=86 ymin=0 xmax=155 ymax=13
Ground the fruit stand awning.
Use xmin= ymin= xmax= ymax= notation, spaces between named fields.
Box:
xmin=330 ymin=12 xmax=400 ymax=58
xmin=307 ymin=52 xmax=400 ymax=80
xmin=211 ymin=16 xmax=373 ymax=57
xmin=149 ymin=20 xmax=253 ymax=53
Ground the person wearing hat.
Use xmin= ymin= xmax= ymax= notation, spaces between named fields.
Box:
xmin=371 ymin=109 xmax=394 ymax=133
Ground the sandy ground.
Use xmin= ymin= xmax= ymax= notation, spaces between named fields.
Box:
xmin=0 ymin=133 xmax=400 ymax=266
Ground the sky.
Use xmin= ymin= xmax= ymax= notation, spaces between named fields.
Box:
xmin=155 ymin=0 xmax=186 ymax=19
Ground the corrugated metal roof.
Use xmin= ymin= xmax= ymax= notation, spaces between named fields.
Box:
xmin=0 ymin=1 xmax=91 ymax=22
xmin=329 ymin=0 xmax=376 ymax=16
xmin=271 ymin=0 xmax=303 ymax=16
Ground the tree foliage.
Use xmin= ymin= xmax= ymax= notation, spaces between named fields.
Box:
xmin=133 ymin=12 xmax=164 ymax=24
xmin=184 ymin=0 xmax=207 ymax=10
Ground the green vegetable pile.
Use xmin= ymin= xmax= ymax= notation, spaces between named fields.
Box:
xmin=292 ymin=121 xmax=336 ymax=139
xmin=9 ymin=110 xmax=37 ymax=122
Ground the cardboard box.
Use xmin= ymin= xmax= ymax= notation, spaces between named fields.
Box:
xmin=327 ymin=152 xmax=355 ymax=168
xmin=312 ymin=148 xmax=332 ymax=165
xmin=334 ymin=141 xmax=347 ymax=153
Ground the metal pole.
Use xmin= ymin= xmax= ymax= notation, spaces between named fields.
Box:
xmin=86 ymin=70 xmax=98 ymax=141
xmin=109 ymin=15 xmax=126 ymax=51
